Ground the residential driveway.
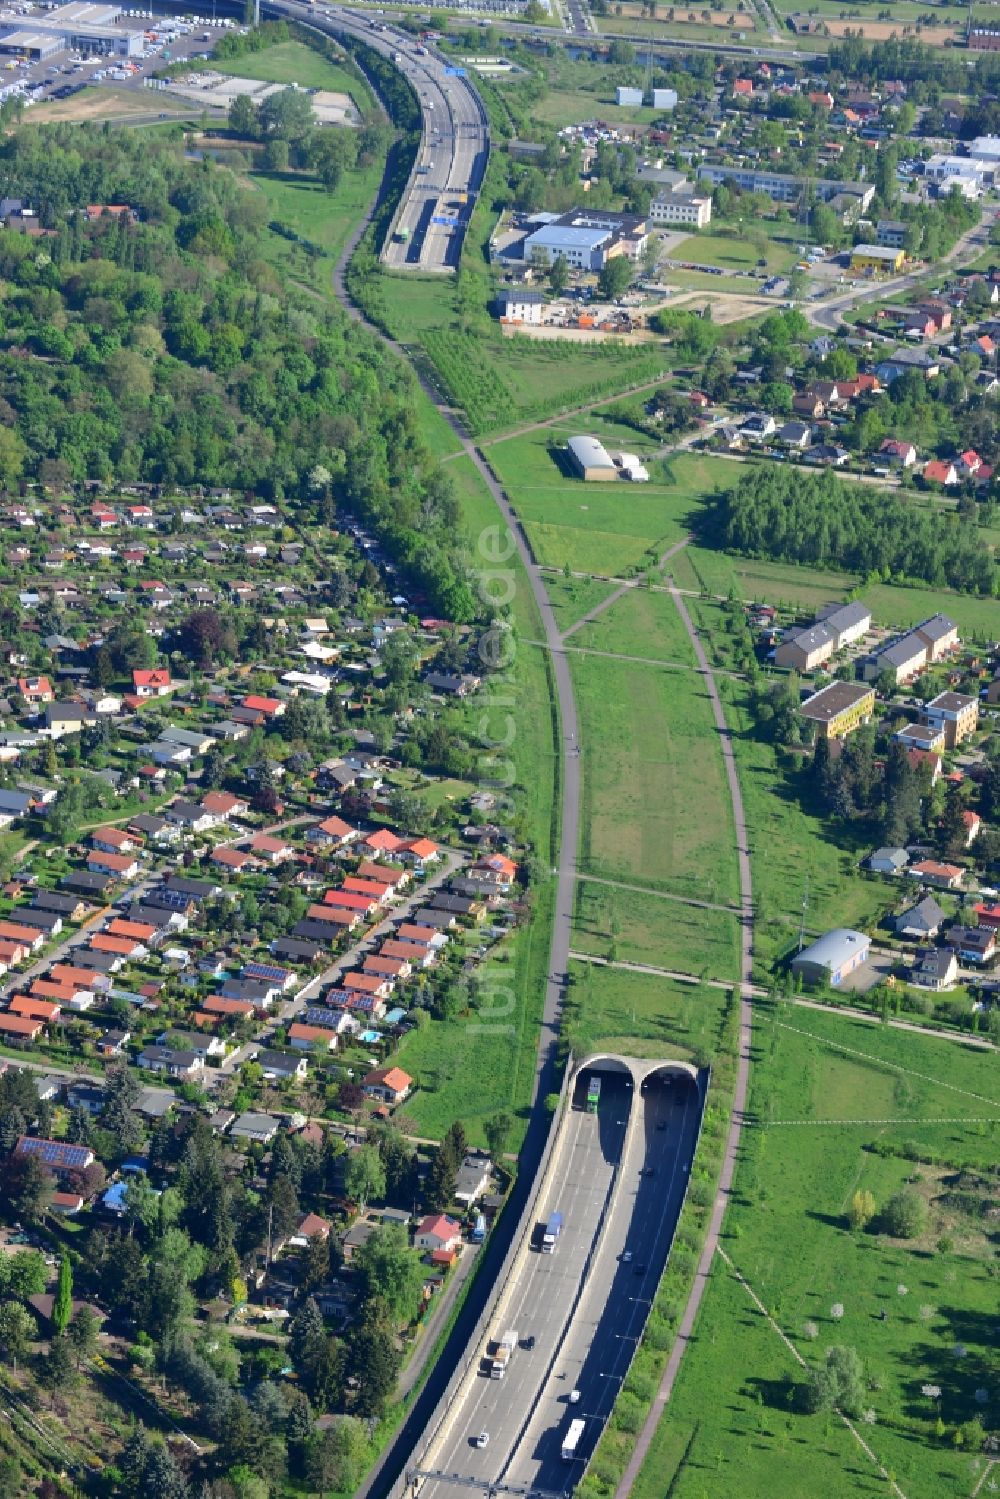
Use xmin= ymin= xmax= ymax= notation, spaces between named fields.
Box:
xmin=284 ymin=847 xmax=465 ymax=1016
xmin=1 ymin=868 xmax=161 ymax=999
xmin=836 ymin=949 xmax=896 ymax=995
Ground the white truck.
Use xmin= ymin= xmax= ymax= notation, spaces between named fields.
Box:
xmin=488 ymin=1328 xmax=518 ymax=1379
xmin=562 ymin=1418 xmax=585 ymax=1460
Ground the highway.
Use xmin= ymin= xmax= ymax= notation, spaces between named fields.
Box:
xmin=268 ymin=3 xmax=488 ymax=272
xmin=506 ymin=1069 xmax=700 ymax=1492
xmin=413 ymin=1063 xmax=702 ymax=1497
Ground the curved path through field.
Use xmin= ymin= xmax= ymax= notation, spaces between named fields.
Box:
xmin=615 ymin=586 xmax=755 ymax=1497
xmin=331 ymin=111 xmax=754 ymax=1499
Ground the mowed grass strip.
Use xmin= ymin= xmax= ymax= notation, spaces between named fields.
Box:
xmin=542 ymin=573 xmax=622 ymax=634
xmin=395 ymin=886 xmax=554 ymax=1146
xmin=636 ymin=1007 xmax=1000 ymax=1499
xmin=676 ymin=543 xmax=1000 ymax=639
xmin=572 ymin=877 xmax=742 ymax=981
xmin=490 ymin=436 xmax=714 ymax=576
xmin=570 ymin=584 xmax=698 ymax=665
xmin=564 ymin=959 xmax=731 ymax=1062
xmin=393 ymin=446 xmax=558 ymax=1146
xmin=573 ymin=655 xmax=739 ymax=904
xmin=720 ymin=679 xmax=888 ymax=970
xmin=213 ymin=38 xmax=373 ymax=106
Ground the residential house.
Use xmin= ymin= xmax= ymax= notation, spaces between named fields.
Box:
xmin=923 ymin=460 xmax=959 ymax=487
xmin=241 ymin=694 xmax=285 ymax=720
xmin=945 ymin=926 xmax=997 ymax=964
xmin=257 ymin=1050 xmax=308 ymax=1082
xmin=288 ymin=1023 xmax=338 ymax=1052
xmin=363 ymin=1065 xmax=413 ymax=1105
xmin=14 ymin=1136 xmax=94 ymax=1176
xmin=915 ymin=614 xmax=959 ymax=663
xmin=230 ymin=1111 xmax=280 ymax=1144
xmin=137 ymin=1046 xmax=205 ymax=1081
xmin=454 ymin=1153 xmax=492 ymax=1206
xmin=309 ymin=815 xmax=361 ymax=848
xmin=288 ymin=1212 xmax=331 ymax=1248
xmin=164 ymin=801 xmax=218 ymax=835
xmin=911 ymin=948 xmax=959 ymax=991
xmin=132 ymin=669 xmax=172 ymax=698
xmin=87 ymin=850 xmax=140 ymax=881
xmin=921 ymin=691 xmax=978 ymax=749
xmin=893 ymin=895 xmax=947 ymax=940
xmin=248 ymin=833 xmax=294 ymax=864
xmin=414 ymin=1214 xmax=462 ymax=1253
xmin=17 ymin=676 xmax=53 ymax=704
xmin=895 ymin=722 xmax=946 ymax=754
xmin=909 ymin=860 xmax=964 ymax=890
xmin=879 ymin=438 xmax=917 ymax=468
xmin=201 ymin=790 xmax=249 ymax=820
xmin=0 ymin=1013 xmax=43 ymax=1042
xmin=799 ymin=682 xmax=875 ymax=740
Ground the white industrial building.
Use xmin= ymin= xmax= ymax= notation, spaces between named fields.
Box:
xmin=524 ymin=210 xmax=648 ymax=270
xmin=652 ymin=87 xmax=677 ymax=110
xmin=923 ymin=154 xmax=993 ymax=189
xmin=616 ymin=85 xmax=643 ymax=106
xmin=650 ymin=192 xmax=712 ymax=228
xmin=0 ymin=2 xmax=143 ymax=57
xmin=968 ymin=135 xmax=1000 ymax=161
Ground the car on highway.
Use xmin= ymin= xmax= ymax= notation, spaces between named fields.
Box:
xmin=621 ymin=1250 xmax=632 ymax=1262
xmin=569 ymin=1388 xmax=581 ymax=1404
xmin=475 ymin=1431 xmax=489 ymax=1448
xmin=634 ymin=1263 xmax=648 ymax=1275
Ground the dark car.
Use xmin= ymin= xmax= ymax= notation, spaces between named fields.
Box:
xmin=521 ymin=1334 xmax=535 ymax=1350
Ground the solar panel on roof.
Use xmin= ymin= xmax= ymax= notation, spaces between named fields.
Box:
xmin=16 ymin=1136 xmax=90 ymax=1169
xmin=244 ymin=962 xmax=287 ymax=981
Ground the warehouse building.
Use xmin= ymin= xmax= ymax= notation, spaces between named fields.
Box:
xmin=791 ymin=928 xmax=870 ymax=987
xmin=0 ymin=2 xmax=143 ymax=56
xmin=850 ymin=244 xmax=906 ymax=275
xmin=566 ymin=435 xmax=618 ymax=481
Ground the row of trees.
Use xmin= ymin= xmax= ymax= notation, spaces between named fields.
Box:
xmin=715 ymin=468 xmax=997 ymax=596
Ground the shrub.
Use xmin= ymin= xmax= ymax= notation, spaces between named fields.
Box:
xmin=881 ymin=1188 xmax=928 ymax=1239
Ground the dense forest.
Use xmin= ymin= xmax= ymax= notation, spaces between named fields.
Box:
xmin=713 ymin=468 xmax=997 ymax=595
xmin=0 ymin=126 xmax=478 ymax=619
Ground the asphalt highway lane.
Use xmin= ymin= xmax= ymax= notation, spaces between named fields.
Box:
xmin=271 ymin=5 xmax=488 ymax=273
xmin=418 ymin=1072 xmax=633 ymax=1494
xmin=416 ymin=1068 xmax=701 ymax=1496
xmin=508 ymin=1069 xmax=701 ymax=1491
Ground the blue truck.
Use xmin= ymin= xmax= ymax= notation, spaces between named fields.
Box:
xmin=542 ymin=1211 xmax=563 ymax=1253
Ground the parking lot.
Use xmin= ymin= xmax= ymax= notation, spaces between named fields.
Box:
xmin=0 ymin=9 xmax=239 ymax=115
